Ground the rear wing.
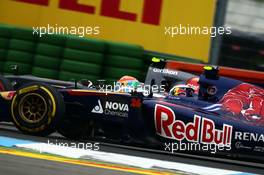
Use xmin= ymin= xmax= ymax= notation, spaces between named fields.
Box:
xmin=165 ymin=60 xmax=264 ymax=87
xmin=144 ymin=59 xmax=198 ymax=91
xmin=144 ymin=58 xmax=264 ymax=89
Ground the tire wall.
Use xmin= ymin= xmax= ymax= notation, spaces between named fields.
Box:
xmin=0 ymin=24 xmax=200 ymax=82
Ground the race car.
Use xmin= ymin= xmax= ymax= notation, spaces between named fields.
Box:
xmin=0 ymin=59 xmax=264 ymax=162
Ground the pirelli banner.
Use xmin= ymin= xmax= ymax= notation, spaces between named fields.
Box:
xmin=0 ymin=0 xmax=217 ymax=62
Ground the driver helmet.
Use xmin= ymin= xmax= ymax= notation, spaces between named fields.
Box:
xmin=116 ymin=76 xmax=140 ymax=92
xmin=170 ymin=84 xmax=195 ymax=97
xmin=186 ymin=77 xmax=199 ymax=94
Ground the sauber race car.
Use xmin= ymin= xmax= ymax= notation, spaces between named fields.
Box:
xmin=0 ymin=59 xmax=264 ymax=162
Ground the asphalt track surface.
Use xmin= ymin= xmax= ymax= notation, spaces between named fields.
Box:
xmin=0 ymin=154 xmax=137 ymax=175
xmin=1 ymin=123 xmax=264 ymax=175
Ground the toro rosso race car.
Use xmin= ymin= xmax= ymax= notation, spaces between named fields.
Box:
xmin=0 ymin=59 xmax=264 ymax=161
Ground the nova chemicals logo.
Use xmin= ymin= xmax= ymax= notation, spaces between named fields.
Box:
xmin=105 ymin=101 xmax=129 ymax=112
xmin=91 ymin=100 xmax=103 ymax=114
xmin=91 ymin=100 xmax=129 ymax=117
xmin=105 ymin=101 xmax=129 ymax=117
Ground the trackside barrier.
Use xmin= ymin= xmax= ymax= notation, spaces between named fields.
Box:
xmin=0 ymin=24 xmax=204 ymax=82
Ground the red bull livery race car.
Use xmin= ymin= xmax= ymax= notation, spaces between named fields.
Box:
xmin=0 ymin=59 xmax=264 ymax=162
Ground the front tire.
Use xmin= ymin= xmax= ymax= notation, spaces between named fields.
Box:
xmin=11 ymin=83 xmax=65 ymax=136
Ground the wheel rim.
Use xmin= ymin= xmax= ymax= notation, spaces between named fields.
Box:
xmin=18 ymin=93 xmax=48 ymax=124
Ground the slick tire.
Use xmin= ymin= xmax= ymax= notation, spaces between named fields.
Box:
xmin=11 ymin=83 xmax=65 ymax=136
xmin=0 ymin=75 xmax=13 ymax=91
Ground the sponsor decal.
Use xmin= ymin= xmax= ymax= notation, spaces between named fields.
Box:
xmin=91 ymin=100 xmax=103 ymax=114
xmin=105 ymin=101 xmax=129 ymax=112
xmin=153 ymin=68 xmax=178 ymax=76
xmin=18 ymin=85 xmax=39 ymax=95
xmin=91 ymin=100 xmax=129 ymax=117
xmin=235 ymin=142 xmax=252 ymax=150
xmin=131 ymin=98 xmax=141 ymax=108
xmin=254 ymin=146 xmax=264 ymax=152
xmin=105 ymin=101 xmax=129 ymax=117
xmin=154 ymin=104 xmax=232 ymax=146
xmin=235 ymin=132 xmax=264 ymax=143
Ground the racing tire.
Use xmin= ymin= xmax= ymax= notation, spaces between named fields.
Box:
xmin=57 ymin=119 xmax=93 ymax=140
xmin=11 ymin=83 xmax=65 ymax=136
xmin=0 ymin=75 xmax=13 ymax=91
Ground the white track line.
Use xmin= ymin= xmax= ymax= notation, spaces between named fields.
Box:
xmin=15 ymin=143 xmax=254 ymax=175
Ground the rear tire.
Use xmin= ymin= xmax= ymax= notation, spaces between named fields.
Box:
xmin=11 ymin=83 xmax=65 ymax=136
